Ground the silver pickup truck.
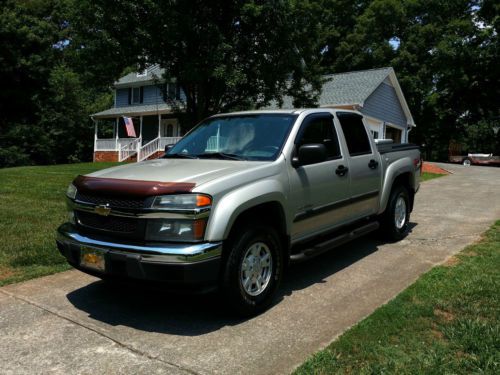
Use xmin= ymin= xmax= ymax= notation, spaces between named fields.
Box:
xmin=57 ymin=109 xmax=421 ymax=315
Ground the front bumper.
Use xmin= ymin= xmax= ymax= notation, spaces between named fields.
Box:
xmin=56 ymin=223 xmax=222 ymax=286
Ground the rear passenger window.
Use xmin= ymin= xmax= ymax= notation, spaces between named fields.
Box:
xmin=337 ymin=113 xmax=372 ymax=156
xmin=296 ymin=114 xmax=341 ymax=159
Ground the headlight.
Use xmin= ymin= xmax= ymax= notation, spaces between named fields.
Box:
xmin=146 ymin=218 xmax=207 ymax=242
xmin=151 ymin=194 xmax=212 ymax=210
xmin=66 ymin=183 xmax=77 ymax=199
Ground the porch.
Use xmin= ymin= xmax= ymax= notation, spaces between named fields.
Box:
xmin=92 ymin=113 xmax=182 ymax=162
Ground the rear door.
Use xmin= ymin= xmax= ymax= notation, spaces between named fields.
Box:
xmin=336 ymin=112 xmax=381 ymax=218
xmin=288 ymin=113 xmax=351 ymax=242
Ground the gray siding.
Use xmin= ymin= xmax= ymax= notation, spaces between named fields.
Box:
xmin=115 ymin=88 xmax=129 ymax=107
xmin=142 ymin=85 xmax=164 ymax=106
xmin=362 ymin=83 xmax=406 ymax=127
xmin=115 ymin=84 xmax=186 ymax=108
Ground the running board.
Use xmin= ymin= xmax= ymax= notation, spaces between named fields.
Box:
xmin=289 ymin=221 xmax=379 ymax=263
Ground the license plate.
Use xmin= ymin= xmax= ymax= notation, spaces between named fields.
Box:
xmin=80 ymin=246 xmax=106 ymax=272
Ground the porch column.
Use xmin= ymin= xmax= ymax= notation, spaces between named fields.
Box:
xmin=115 ymin=117 xmax=119 ymax=149
xmin=139 ymin=116 xmax=143 ymax=140
xmin=93 ymin=119 xmax=97 ymax=162
xmin=158 ymin=114 xmax=161 ymax=139
xmin=138 ymin=116 xmax=143 ymax=156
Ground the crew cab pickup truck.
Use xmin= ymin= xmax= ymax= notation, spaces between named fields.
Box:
xmin=57 ymin=109 xmax=421 ymax=315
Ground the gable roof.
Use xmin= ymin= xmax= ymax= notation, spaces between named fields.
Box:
xmin=270 ymin=67 xmax=414 ymax=126
xmin=319 ymin=67 xmax=392 ymax=106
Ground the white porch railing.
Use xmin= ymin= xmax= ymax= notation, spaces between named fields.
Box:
xmin=95 ymin=138 xmax=140 ymax=151
xmin=118 ymin=138 xmax=141 ymax=162
xmin=95 ymin=139 xmax=118 ymax=151
xmin=95 ymin=136 xmax=182 ymax=162
xmin=138 ymin=137 xmax=160 ymax=161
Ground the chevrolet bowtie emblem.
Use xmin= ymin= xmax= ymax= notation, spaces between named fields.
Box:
xmin=94 ymin=204 xmax=111 ymax=216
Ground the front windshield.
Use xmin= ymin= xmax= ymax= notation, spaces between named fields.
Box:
xmin=166 ymin=114 xmax=297 ymax=161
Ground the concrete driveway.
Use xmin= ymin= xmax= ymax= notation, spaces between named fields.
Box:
xmin=1 ymin=163 xmax=499 ymax=375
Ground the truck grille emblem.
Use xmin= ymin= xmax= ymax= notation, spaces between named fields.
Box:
xmin=94 ymin=204 xmax=111 ymax=216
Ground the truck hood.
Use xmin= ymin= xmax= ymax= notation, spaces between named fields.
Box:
xmin=87 ymin=158 xmax=266 ymax=187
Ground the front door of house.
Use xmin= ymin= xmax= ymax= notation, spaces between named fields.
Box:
xmin=161 ymin=118 xmax=179 ymax=137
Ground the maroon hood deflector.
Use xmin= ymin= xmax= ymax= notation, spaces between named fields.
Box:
xmin=73 ymin=175 xmax=196 ymax=197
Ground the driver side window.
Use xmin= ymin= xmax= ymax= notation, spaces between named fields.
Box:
xmin=296 ymin=114 xmax=341 ymax=159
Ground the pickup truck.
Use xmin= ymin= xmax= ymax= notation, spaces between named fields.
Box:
xmin=57 ymin=109 xmax=421 ymax=315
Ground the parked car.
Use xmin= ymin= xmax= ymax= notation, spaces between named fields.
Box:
xmin=57 ymin=109 xmax=421 ymax=315
xmin=449 ymin=153 xmax=500 ymax=167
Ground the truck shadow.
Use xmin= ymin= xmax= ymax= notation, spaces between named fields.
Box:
xmin=66 ymin=222 xmax=417 ymax=336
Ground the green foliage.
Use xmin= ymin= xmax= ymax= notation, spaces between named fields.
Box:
xmin=324 ymin=0 xmax=499 ymax=160
xmin=71 ymin=0 xmax=326 ymax=125
xmin=0 ymin=0 xmax=113 ymax=167
xmin=0 ymin=0 xmax=498 ymax=166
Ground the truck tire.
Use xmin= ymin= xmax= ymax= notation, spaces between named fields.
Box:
xmin=380 ymin=185 xmax=410 ymax=242
xmin=462 ymin=158 xmax=471 ymax=166
xmin=222 ymin=225 xmax=283 ymax=316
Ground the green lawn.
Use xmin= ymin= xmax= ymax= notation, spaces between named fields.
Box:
xmin=295 ymin=220 xmax=500 ymax=375
xmin=421 ymin=172 xmax=447 ymax=182
xmin=0 ymin=162 xmax=120 ymax=286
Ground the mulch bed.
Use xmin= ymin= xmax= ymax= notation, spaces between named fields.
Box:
xmin=422 ymin=162 xmax=451 ymax=174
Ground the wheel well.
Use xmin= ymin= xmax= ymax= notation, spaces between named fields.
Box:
xmin=392 ymin=172 xmax=415 ymax=211
xmin=224 ymin=202 xmax=290 ymax=265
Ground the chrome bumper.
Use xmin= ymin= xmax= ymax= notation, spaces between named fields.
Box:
xmin=56 ymin=223 xmax=222 ymax=264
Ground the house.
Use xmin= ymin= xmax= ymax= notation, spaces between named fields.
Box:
xmin=267 ymin=67 xmax=415 ymax=143
xmin=91 ymin=65 xmax=186 ymax=162
xmin=91 ymin=66 xmax=414 ymax=162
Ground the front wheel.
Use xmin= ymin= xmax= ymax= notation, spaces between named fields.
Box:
xmin=222 ymin=225 xmax=283 ymax=316
xmin=380 ymin=185 xmax=411 ymax=241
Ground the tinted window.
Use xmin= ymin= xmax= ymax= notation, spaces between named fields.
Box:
xmin=296 ymin=114 xmax=341 ymax=159
xmin=337 ymin=113 xmax=372 ymax=156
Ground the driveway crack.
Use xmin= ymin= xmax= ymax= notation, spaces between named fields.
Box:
xmin=0 ymin=288 xmax=202 ymax=375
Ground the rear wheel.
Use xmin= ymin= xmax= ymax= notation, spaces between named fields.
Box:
xmin=222 ymin=225 xmax=283 ymax=316
xmin=463 ymin=158 xmax=471 ymax=166
xmin=380 ymin=185 xmax=410 ymax=241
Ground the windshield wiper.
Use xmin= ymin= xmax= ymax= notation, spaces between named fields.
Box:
xmin=163 ymin=153 xmax=198 ymax=159
xmin=196 ymin=152 xmax=246 ymax=161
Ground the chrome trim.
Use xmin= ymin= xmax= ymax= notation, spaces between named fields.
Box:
xmin=70 ymin=199 xmax=211 ymax=220
xmin=57 ymin=223 xmax=222 ymax=263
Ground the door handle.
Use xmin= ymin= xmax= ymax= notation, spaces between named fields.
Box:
xmin=368 ymin=159 xmax=379 ymax=169
xmin=335 ymin=165 xmax=348 ymax=176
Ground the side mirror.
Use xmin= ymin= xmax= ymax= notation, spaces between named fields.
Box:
xmin=292 ymin=144 xmax=328 ymax=167
xmin=164 ymin=144 xmax=174 ymax=154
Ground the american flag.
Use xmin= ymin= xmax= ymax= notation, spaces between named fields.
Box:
xmin=123 ymin=116 xmax=136 ymax=137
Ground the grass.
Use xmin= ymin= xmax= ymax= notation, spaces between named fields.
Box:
xmin=421 ymin=172 xmax=447 ymax=182
xmin=295 ymin=220 xmax=500 ymax=375
xmin=0 ymin=162 xmax=120 ymax=286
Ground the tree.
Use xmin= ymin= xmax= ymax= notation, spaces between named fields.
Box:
xmin=71 ymin=0 xmax=325 ymax=126
xmin=321 ymin=0 xmax=499 ymax=160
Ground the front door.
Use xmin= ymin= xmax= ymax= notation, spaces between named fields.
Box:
xmin=288 ymin=113 xmax=351 ymax=243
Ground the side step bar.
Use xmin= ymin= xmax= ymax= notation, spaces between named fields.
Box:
xmin=289 ymin=221 xmax=380 ymax=263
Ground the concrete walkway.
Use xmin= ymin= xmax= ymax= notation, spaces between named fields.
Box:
xmin=1 ymin=163 xmax=499 ymax=375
